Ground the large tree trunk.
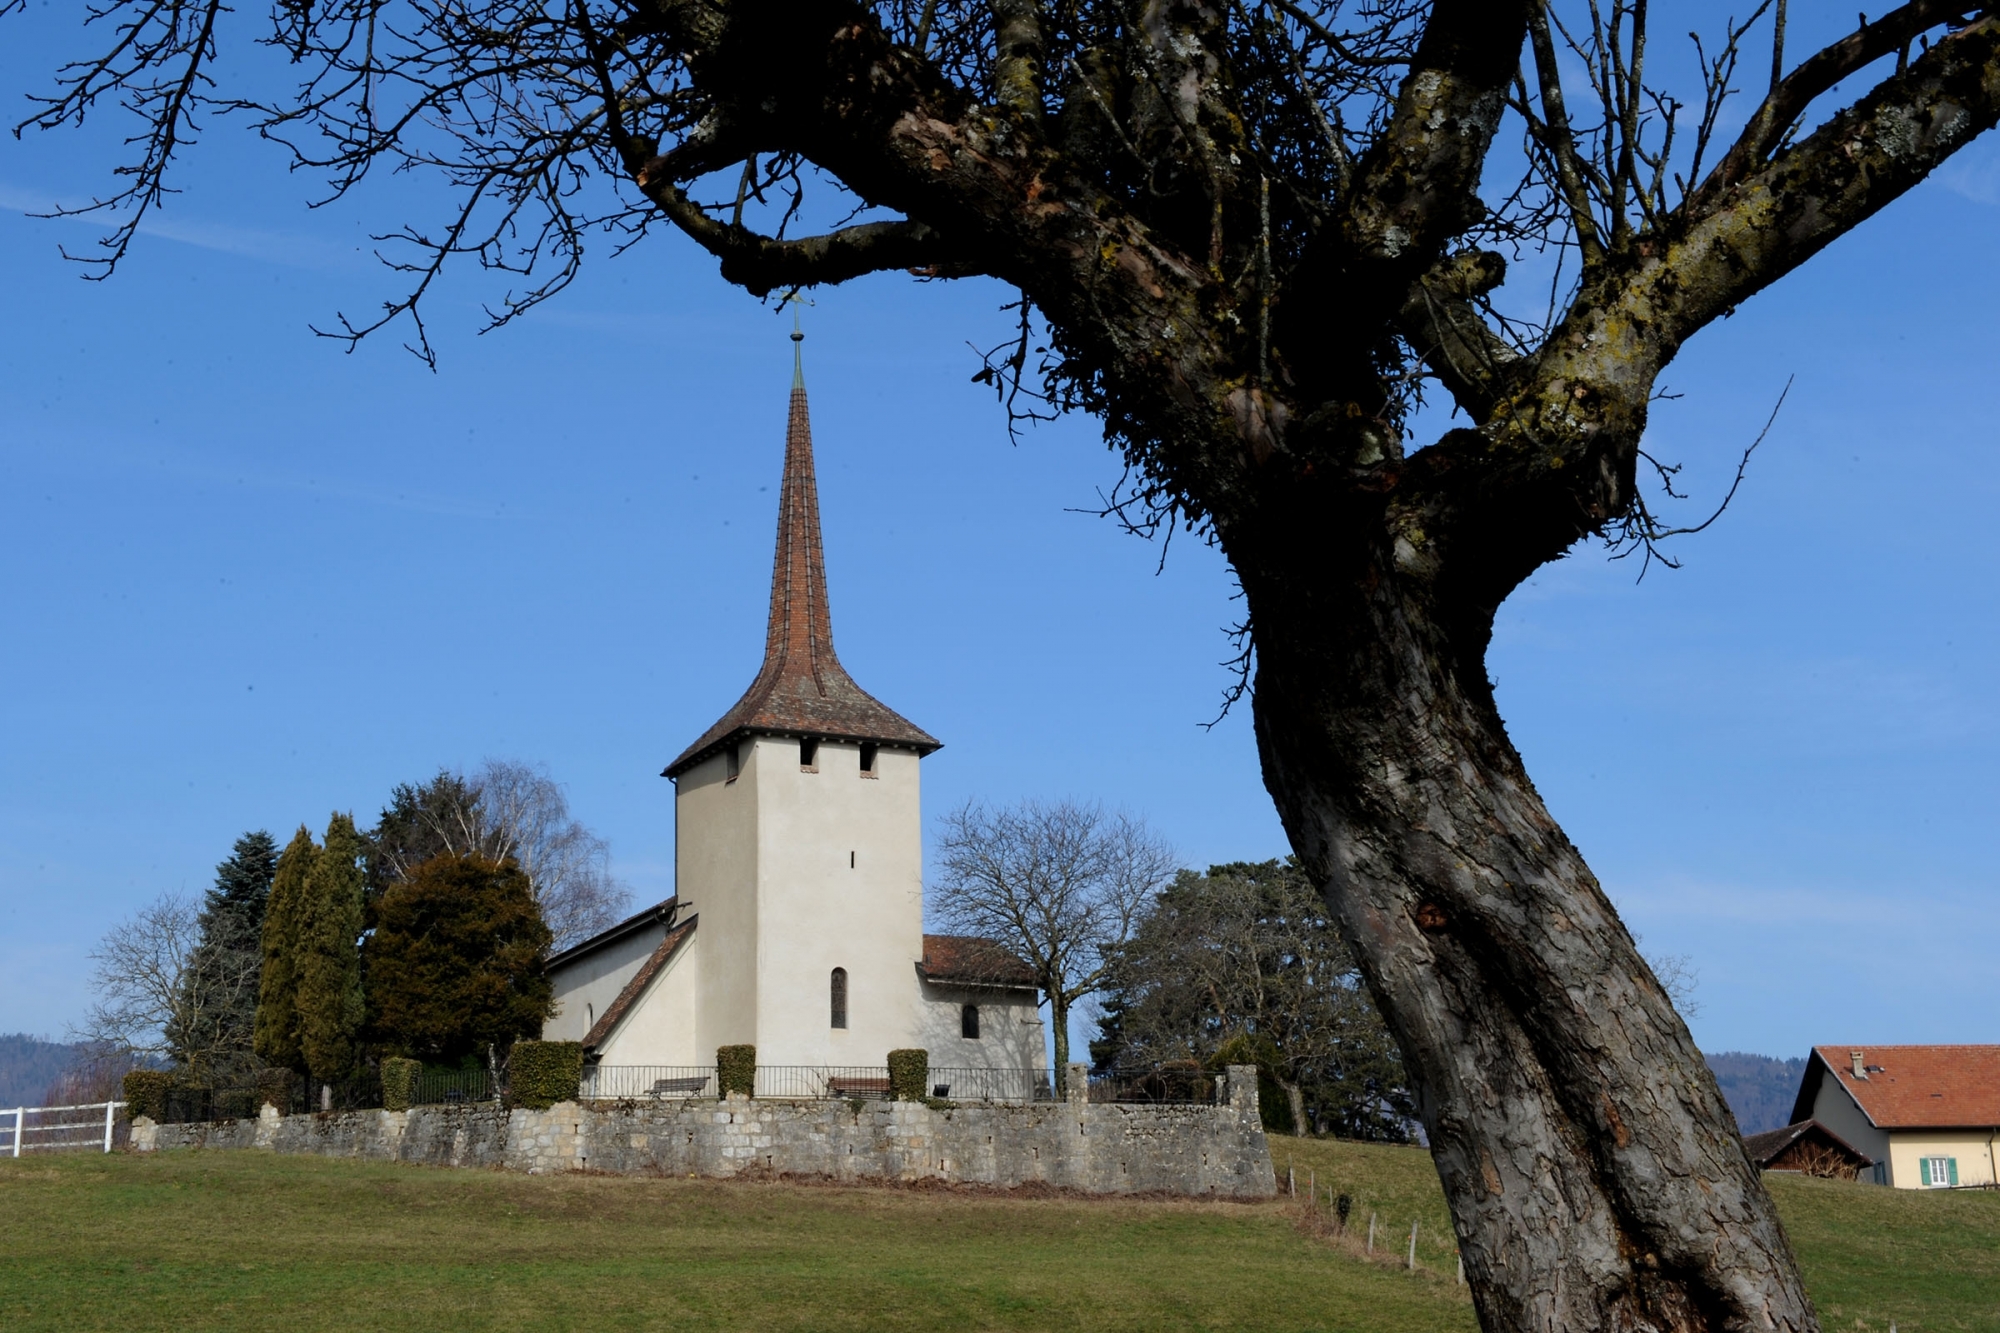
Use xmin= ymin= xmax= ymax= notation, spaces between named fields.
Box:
xmin=1239 ymin=534 xmax=1815 ymax=1332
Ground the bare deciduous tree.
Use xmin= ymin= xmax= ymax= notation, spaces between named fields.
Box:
xmin=42 ymin=1044 xmax=147 ymax=1108
xmin=79 ymin=893 xmax=259 ymax=1077
xmin=476 ymin=759 xmax=633 ymax=948
xmin=931 ymin=799 xmax=1176 ymax=1091
xmin=372 ymin=759 xmax=633 ymax=950
xmin=21 ymin=0 xmax=2000 ymax=1322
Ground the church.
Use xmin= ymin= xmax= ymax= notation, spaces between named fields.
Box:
xmin=540 ymin=332 xmax=1048 ymax=1091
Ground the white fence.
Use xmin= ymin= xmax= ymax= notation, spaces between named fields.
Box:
xmin=1 ymin=1101 xmax=125 ymax=1156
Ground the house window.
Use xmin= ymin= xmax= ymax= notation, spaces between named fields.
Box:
xmin=830 ymin=968 xmax=848 ymax=1029
xmin=961 ymin=1004 xmax=980 ymax=1040
xmin=859 ymin=743 xmax=878 ymax=777
xmin=1921 ymin=1156 xmax=1958 ymax=1187
xmin=586 ymin=1003 xmax=595 ymax=1026
xmin=800 ymin=738 xmax=819 ymax=771
xmin=725 ymin=743 xmax=741 ymax=782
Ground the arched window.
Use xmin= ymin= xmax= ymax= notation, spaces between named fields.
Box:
xmin=830 ymin=968 xmax=848 ymax=1029
xmin=960 ymin=1004 xmax=980 ymax=1040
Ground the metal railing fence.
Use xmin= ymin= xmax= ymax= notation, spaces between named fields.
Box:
xmin=578 ymin=1066 xmax=715 ymax=1100
xmin=118 ymin=1062 xmax=1095 ymax=1120
xmin=1087 ymin=1067 xmax=1218 ymax=1105
xmin=412 ymin=1067 xmax=495 ymax=1106
xmin=282 ymin=1072 xmax=383 ymax=1117
xmin=754 ymin=1066 xmax=894 ymax=1099
xmin=579 ymin=1065 xmax=1059 ymax=1103
xmin=2 ymin=1101 xmax=126 ymax=1155
xmin=923 ymin=1067 xmax=1057 ymax=1103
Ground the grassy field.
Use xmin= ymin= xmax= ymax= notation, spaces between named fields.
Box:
xmin=2 ymin=1138 xmax=1994 ymax=1332
xmin=1281 ymin=1135 xmax=2000 ymax=1332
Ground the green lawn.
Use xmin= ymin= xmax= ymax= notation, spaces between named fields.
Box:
xmin=0 ymin=1151 xmax=1470 ymax=1333
xmin=2 ymin=1140 xmax=1994 ymax=1332
xmin=1280 ymin=1134 xmax=2000 ymax=1332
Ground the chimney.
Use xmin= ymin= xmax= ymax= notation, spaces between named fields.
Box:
xmin=1850 ymin=1050 xmax=1868 ymax=1080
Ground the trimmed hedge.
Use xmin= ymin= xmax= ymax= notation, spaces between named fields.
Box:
xmin=717 ymin=1045 xmax=756 ymax=1098
xmin=509 ymin=1041 xmax=584 ymax=1110
xmin=887 ymin=1049 xmax=929 ymax=1102
xmin=122 ymin=1070 xmax=172 ymax=1122
xmin=381 ymin=1057 xmax=422 ymax=1112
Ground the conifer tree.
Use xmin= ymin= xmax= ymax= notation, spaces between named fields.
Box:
xmin=253 ymin=826 xmax=319 ymax=1073
xmin=295 ymin=813 xmax=367 ymax=1082
xmin=169 ymin=830 xmax=280 ymax=1078
xmin=367 ymin=853 xmax=555 ymax=1065
xmin=208 ymin=831 xmax=279 ymax=934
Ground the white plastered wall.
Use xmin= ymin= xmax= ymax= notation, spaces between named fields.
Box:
xmin=916 ymin=982 xmax=1048 ymax=1072
xmin=1882 ymin=1129 xmax=2000 ymax=1189
xmin=594 ymin=932 xmax=703 ymax=1067
xmin=677 ymin=745 xmax=761 ymax=1057
xmin=545 ymin=922 xmax=670 ymax=1042
xmin=1808 ymin=1071 xmax=1891 ymax=1179
xmin=751 ymin=737 xmax=925 ymax=1067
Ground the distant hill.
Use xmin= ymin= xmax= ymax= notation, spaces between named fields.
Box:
xmin=0 ymin=1033 xmax=88 ymax=1108
xmin=1707 ymin=1051 xmax=1809 ymax=1135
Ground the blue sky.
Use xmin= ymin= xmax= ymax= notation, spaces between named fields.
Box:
xmin=3 ymin=6 xmax=1997 ymax=1064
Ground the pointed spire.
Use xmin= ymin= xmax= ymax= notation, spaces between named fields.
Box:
xmin=761 ymin=332 xmax=836 ymax=698
xmin=665 ymin=327 xmax=940 ymax=778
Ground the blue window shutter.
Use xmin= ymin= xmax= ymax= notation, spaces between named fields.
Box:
xmin=1920 ymin=1157 xmax=1931 ymax=1186
xmin=1948 ymin=1158 xmax=1959 ymax=1186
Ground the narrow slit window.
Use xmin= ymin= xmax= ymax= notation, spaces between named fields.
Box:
xmin=725 ymin=743 xmax=741 ymax=782
xmin=800 ymin=738 xmax=819 ymax=771
xmin=859 ymin=743 xmax=878 ymax=776
xmin=961 ymin=1004 xmax=980 ymax=1040
xmin=830 ymin=967 xmax=848 ymax=1029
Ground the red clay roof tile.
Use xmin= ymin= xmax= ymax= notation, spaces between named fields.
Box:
xmin=665 ymin=358 xmax=937 ymax=778
xmin=1809 ymin=1044 xmax=2000 ymax=1129
xmin=919 ymin=934 xmax=1038 ymax=989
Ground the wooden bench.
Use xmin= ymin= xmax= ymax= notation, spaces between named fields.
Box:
xmin=827 ymin=1077 xmax=891 ymax=1098
xmin=647 ymin=1076 xmax=711 ymax=1097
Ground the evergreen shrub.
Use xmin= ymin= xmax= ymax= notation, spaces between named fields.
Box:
xmin=381 ymin=1057 xmax=422 ymax=1111
xmin=717 ymin=1044 xmax=756 ymax=1098
xmin=123 ymin=1070 xmax=172 ymax=1121
xmin=887 ymin=1049 xmax=929 ymax=1101
xmin=367 ymin=854 xmax=553 ymax=1065
xmin=509 ymin=1041 xmax=583 ymax=1109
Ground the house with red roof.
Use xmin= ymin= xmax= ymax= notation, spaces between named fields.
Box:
xmin=1789 ymin=1045 xmax=2000 ymax=1188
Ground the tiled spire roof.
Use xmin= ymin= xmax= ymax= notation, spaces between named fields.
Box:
xmin=664 ymin=335 xmax=939 ymax=778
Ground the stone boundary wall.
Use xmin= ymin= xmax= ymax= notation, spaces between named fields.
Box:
xmin=131 ymin=1064 xmax=1275 ymax=1199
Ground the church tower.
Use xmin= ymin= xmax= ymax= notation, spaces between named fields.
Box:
xmin=664 ymin=328 xmax=941 ymax=1066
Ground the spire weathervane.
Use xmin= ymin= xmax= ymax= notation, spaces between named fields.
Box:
xmin=784 ymin=292 xmax=808 ymax=389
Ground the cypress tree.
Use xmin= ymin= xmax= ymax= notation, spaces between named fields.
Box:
xmin=296 ymin=813 xmax=367 ymax=1082
xmin=254 ymin=827 xmax=319 ymax=1073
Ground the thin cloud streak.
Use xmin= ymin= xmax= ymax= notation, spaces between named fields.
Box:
xmin=0 ymin=181 xmax=363 ymax=270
